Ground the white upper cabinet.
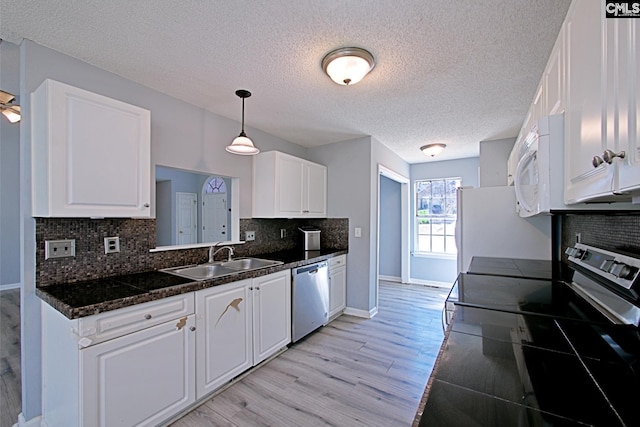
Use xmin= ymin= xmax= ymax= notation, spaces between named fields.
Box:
xmin=609 ymin=18 xmax=640 ymax=194
xmin=31 ymin=79 xmax=151 ymax=217
xmin=253 ymin=151 xmax=327 ymax=218
xmin=564 ymin=2 xmax=640 ymax=203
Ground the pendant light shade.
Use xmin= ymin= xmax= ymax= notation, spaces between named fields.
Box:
xmin=322 ymin=47 xmax=375 ymax=86
xmin=226 ymin=89 xmax=259 ymax=155
xmin=0 ymin=89 xmax=21 ymax=123
xmin=420 ymin=143 xmax=446 ymax=157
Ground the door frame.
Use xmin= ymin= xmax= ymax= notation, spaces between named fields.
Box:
xmin=376 ymin=164 xmax=410 ymax=297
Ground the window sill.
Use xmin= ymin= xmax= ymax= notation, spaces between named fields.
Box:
xmin=412 ymin=252 xmax=457 ymax=260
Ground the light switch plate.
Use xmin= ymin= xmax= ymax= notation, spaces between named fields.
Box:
xmin=45 ymin=239 xmax=76 ymax=259
xmin=354 ymin=227 xmax=362 ymax=238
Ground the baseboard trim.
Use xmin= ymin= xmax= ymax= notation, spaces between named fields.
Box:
xmin=15 ymin=413 xmax=42 ymax=427
xmin=408 ymin=278 xmax=452 ymax=288
xmin=343 ymin=306 xmax=378 ymax=319
xmin=1 ymin=282 xmax=20 ymax=291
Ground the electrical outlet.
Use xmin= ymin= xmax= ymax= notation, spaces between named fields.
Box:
xmin=575 ymin=233 xmax=581 ymax=243
xmin=104 ymin=237 xmax=120 ymax=254
xmin=45 ymin=239 xmax=76 ymax=259
xmin=280 ymin=229 xmax=287 ymax=239
xmin=354 ymin=227 xmax=362 ymax=238
xmin=245 ymin=231 xmax=255 ymax=241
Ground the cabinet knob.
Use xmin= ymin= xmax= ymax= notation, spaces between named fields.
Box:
xmin=602 ymin=149 xmax=626 ymax=164
xmin=592 ymin=156 xmax=604 ymax=168
xmin=190 ymin=326 xmax=196 ymax=332
xmin=144 ymin=314 xmax=152 ymax=320
xmin=143 ymin=203 xmax=150 ymax=208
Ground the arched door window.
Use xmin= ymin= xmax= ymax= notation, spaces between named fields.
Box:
xmin=202 ymin=176 xmax=228 ymax=242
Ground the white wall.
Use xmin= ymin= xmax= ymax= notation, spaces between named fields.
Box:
xmin=410 ymin=157 xmax=479 ymax=284
xmin=479 ymin=137 xmax=515 ymax=187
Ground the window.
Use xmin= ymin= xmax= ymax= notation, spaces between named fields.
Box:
xmin=415 ymin=177 xmax=460 ymax=254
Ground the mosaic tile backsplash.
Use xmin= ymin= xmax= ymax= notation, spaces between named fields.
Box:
xmin=36 ymin=217 xmax=348 ymax=286
xmin=561 ymin=212 xmax=640 ymax=260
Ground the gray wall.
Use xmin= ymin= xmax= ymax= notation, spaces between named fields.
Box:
xmin=0 ymin=41 xmax=21 ymax=288
xmin=307 ymin=136 xmax=410 ymax=315
xmin=379 ymin=175 xmax=401 ymax=278
xmin=410 ymin=157 xmax=479 ymax=284
xmin=479 ymin=137 xmax=515 ymax=187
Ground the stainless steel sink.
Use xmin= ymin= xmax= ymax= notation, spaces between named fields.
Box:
xmin=220 ymin=258 xmax=282 ymax=270
xmin=162 ymin=257 xmax=283 ymax=281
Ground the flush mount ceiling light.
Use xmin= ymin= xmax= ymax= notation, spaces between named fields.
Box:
xmin=421 ymin=143 xmax=446 ymax=157
xmin=0 ymin=89 xmax=21 ymax=123
xmin=226 ymin=89 xmax=259 ymax=155
xmin=322 ymin=47 xmax=375 ymax=86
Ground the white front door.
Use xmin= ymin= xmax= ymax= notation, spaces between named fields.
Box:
xmin=176 ymin=192 xmax=197 ymax=245
xmin=202 ymin=193 xmax=227 ymax=242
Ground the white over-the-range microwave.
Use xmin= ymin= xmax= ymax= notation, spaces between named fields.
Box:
xmin=508 ymin=113 xmax=636 ymax=218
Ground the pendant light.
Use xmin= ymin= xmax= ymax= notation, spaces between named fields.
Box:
xmin=0 ymin=89 xmax=21 ymax=123
xmin=420 ymin=143 xmax=446 ymax=157
xmin=226 ymin=89 xmax=259 ymax=155
xmin=322 ymin=47 xmax=375 ymax=86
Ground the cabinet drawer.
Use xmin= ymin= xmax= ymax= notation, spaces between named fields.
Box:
xmin=329 ymin=255 xmax=346 ymax=270
xmin=78 ymin=293 xmax=194 ymax=345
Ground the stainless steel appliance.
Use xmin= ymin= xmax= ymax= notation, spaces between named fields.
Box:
xmin=292 ymin=261 xmax=329 ymax=342
xmin=299 ymin=226 xmax=321 ymax=251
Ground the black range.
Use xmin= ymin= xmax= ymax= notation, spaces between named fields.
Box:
xmin=421 ymin=246 xmax=640 ymax=427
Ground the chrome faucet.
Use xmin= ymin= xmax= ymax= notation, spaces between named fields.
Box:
xmin=209 ymin=245 xmax=234 ymax=263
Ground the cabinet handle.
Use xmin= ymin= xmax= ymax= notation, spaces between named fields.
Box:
xmin=602 ymin=149 xmax=626 ymax=164
xmin=592 ymin=156 xmax=604 ymax=168
xmin=144 ymin=314 xmax=152 ymax=320
xmin=143 ymin=203 xmax=150 ymax=208
xmin=190 ymin=326 xmax=196 ymax=332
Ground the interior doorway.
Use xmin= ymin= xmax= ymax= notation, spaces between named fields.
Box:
xmin=375 ymin=164 xmax=410 ymax=308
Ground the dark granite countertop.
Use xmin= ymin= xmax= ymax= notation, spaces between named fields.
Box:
xmin=36 ymin=248 xmax=347 ymax=319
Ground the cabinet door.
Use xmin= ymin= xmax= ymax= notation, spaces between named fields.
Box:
xmin=252 ymin=270 xmax=291 ymax=364
xmin=564 ymin=1 xmax=613 ymax=203
xmin=544 ymin=24 xmax=564 ymax=116
xmin=195 ymin=280 xmax=252 ymax=398
xmin=32 ymin=79 xmax=151 ymax=217
xmin=305 ymin=162 xmax=327 ymax=216
xmin=615 ymin=19 xmax=640 ymax=193
xmin=329 ymin=266 xmax=347 ymax=319
xmin=81 ymin=315 xmax=196 ymax=427
xmin=278 ymin=156 xmax=305 ymax=216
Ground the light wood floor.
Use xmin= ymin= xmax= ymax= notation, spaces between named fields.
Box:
xmin=0 ymin=282 xmax=448 ymax=427
xmin=171 ymin=282 xmax=448 ymax=427
xmin=1 ymin=289 xmax=21 ymax=427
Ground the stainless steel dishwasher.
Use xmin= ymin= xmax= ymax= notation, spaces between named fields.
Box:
xmin=292 ymin=261 xmax=329 ymax=342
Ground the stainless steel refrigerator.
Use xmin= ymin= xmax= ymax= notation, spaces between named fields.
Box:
xmin=455 ymin=186 xmax=552 ymax=274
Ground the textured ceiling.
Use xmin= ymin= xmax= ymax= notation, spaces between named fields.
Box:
xmin=0 ymin=0 xmax=571 ymax=164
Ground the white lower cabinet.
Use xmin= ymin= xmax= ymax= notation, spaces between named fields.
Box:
xmin=252 ymin=270 xmax=292 ymax=364
xmin=328 ymin=255 xmax=347 ymax=319
xmin=195 ymin=270 xmax=291 ymax=399
xmin=81 ymin=316 xmax=196 ymax=426
xmin=42 ymin=270 xmax=292 ymax=427
xmin=41 ymin=293 xmax=196 ymax=427
xmin=195 ymin=279 xmax=252 ymax=398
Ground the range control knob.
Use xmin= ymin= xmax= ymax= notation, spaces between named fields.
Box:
xmin=565 ymin=247 xmax=584 ymax=258
xmin=610 ymin=263 xmax=639 ymax=280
